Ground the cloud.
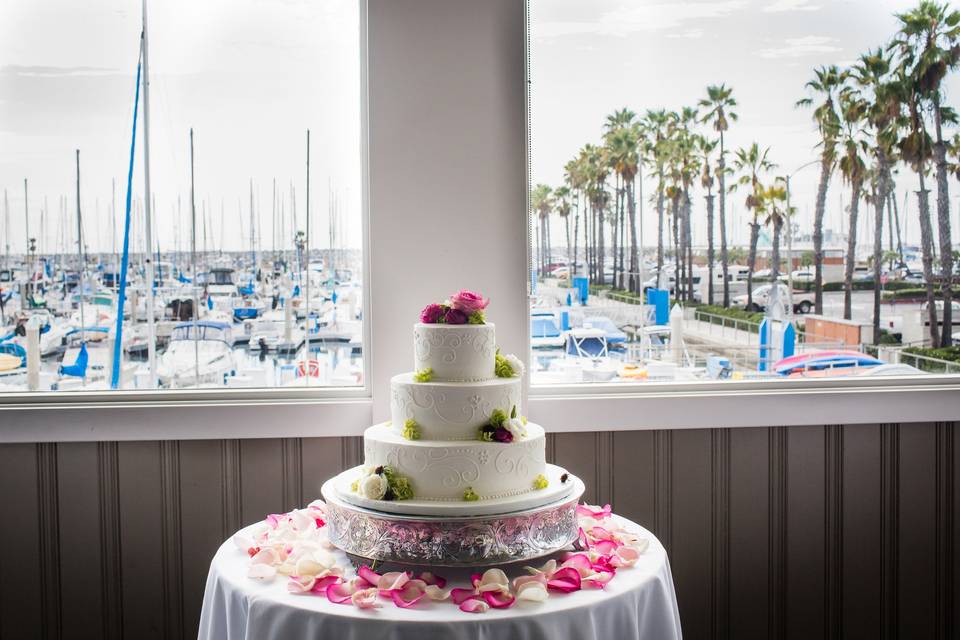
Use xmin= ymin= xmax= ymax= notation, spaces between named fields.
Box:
xmin=1 ymin=65 xmax=119 ymax=77
xmin=666 ymin=28 xmax=705 ymax=39
xmin=532 ymin=1 xmax=747 ymax=39
xmin=762 ymin=0 xmax=820 ymax=12
xmin=756 ymin=36 xmax=841 ymax=59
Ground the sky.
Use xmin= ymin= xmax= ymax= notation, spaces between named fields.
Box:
xmin=530 ymin=0 xmax=960 ymax=252
xmin=1 ymin=0 xmax=958 ymax=258
xmin=0 ymin=0 xmax=361 ymax=255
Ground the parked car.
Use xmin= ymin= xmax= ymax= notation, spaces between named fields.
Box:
xmin=789 ymin=268 xmax=814 ymax=283
xmin=733 ymin=283 xmax=815 ymax=314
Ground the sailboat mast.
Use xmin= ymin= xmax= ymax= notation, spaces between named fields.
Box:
xmin=304 ymin=129 xmax=311 ymax=381
xmin=142 ymin=0 xmax=157 ymax=386
xmin=249 ymin=179 xmax=255 ymax=279
xmin=23 ymin=179 xmax=30 ymax=281
xmin=76 ymin=150 xmax=86 ymax=343
xmin=190 ymin=129 xmax=199 ymax=385
xmin=4 ymin=188 xmax=9 ymax=270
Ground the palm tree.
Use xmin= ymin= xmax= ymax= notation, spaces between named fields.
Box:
xmin=699 ymin=84 xmax=738 ymax=307
xmin=553 ymin=185 xmax=573 ymax=284
xmin=761 ymin=179 xmax=790 ymax=303
xmin=564 ymin=156 xmax=587 ymax=278
xmin=604 ymin=109 xmax=639 ymax=290
xmin=797 ymin=65 xmax=843 ymax=315
xmin=645 ymin=109 xmax=671 ymax=288
xmin=697 ymin=135 xmax=719 ymax=304
xmin=530 ymin=184 xmax=553 ymax=278
xmin=892 ymin=0 xmax=960 ymax=345
xmin=890 ymin=64 xmax=940 ymax=345
xmin=733 ymin=143 xmax=776 ymax=310
xmin=849 ymin=48 xmax=903 ymax=344
xmin=837 ymin=87 xmax=870 ymax=321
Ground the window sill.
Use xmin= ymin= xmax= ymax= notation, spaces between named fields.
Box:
xmin=528 ymin=375 xmax=960 ymax=430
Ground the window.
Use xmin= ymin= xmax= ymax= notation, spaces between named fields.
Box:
xmin=528 ymin=0 xmax=960 ymax=385
xmin=0 ymin=0 xmax=364 ymax=393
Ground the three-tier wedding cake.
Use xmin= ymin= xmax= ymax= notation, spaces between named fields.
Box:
xmin=330 ymin=290 xmax=576 ymax=517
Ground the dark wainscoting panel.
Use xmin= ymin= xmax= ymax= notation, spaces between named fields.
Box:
xmin=0 ymin=424 xmax=955 ymax=640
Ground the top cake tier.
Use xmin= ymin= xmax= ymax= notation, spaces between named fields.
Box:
xmin=413 ymin=323 xmax=496 ymax=381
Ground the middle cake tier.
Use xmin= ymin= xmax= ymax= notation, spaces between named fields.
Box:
xmin=363 ymin=422 xmax=547 ymax=501
xmin=390 ymin=372 xmax=522 ymax=441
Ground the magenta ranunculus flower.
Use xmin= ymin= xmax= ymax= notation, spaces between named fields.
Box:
xmin=420 ymin=303 xmax=445 ymax=324
xmin=449 ymin=290 xmax=489 ymax=315
xmin=493 ymin=426 xmax=514 ymax=443
xmin=445 ymin=308 xmax=468 ymax=325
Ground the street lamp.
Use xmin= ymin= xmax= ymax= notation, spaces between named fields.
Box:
xmin=784 ymin=159 xmax=820 ymax=316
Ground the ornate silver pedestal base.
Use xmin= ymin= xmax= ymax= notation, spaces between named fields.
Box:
xmin=320 ymin=476 xmax=585 ymax=568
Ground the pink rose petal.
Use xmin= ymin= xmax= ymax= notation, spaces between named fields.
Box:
xmin=326 ymin=582 xmax=357 ymax=604
xmin=482 ymin=590 xmax=515 ymax=609
xmin=561 ymin=553 xmax=594 ymax=576
xmin=512 ymin=573 xmax=548 ymax=591
xmin=583 ymin=569 xmax=616 ymax=588
xmin=357 ymin=565 xmax=382 ymax=587
xmin=451 ymin=587 xmax=479 ymax=605
xmin=311 ymin=575 xmax=342 ymax=593
xmin=576 ymin=503 xmax=612 ymax=519
xmin=547 ymin=567 xmax=582 ymax=593
xmin=459 ymin=597 xmax=490 ymax=613
xmin=390 ymin=582 xmax=426 ymax=608
xmin=575 ymin=527 xmax=590 ymax=551
xmin=591 ymin=526 xmax=616 ymax=541
xmin=593 ymin=539 xmax=620 ymax=556
xmin=287 ymin=575 xmax=316 ymax=594
xmin=377 ymin=571 xmax=410 ymax=593
xmin=515 ymin=581 xmax=549 ymax=602
xmin=424 ymin=585 xmax=451 ymax=601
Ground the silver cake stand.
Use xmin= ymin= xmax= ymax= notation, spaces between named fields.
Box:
xmin=319 ymin=476 xmax=585 ymax=568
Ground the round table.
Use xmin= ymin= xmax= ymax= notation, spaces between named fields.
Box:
xmin=198 ymin=515 xmax=682 ymax=640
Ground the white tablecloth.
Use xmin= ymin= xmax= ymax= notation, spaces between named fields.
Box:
xmin=198 ymin=515 xmax=682 ymax=640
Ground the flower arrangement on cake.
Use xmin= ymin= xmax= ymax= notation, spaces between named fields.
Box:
xmin=476 ymin=405 xmax=526 ymax=443
xmin=238 ymin=500 xmax=649 ymax=613
xmin=420 ymin=289 xmax=490 ymax=325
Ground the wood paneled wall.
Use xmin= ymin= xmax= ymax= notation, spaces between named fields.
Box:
xmin=0 ymin=424 xmax=955 ymax=639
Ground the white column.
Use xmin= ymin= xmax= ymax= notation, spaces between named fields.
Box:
xmin=366 ymin=0 xmax=528 ymax=420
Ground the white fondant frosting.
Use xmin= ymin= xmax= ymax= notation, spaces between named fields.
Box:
xmin=390 ymin=373 xmax=522 ymax=441
xmin=362 ymin=422 xmax=547 ymax=501
xmin=413 ymin=323 xmax=496 ymax=381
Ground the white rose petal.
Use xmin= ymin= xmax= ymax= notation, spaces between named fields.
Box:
xmin=505 ymin=417 xmax=527 ymax=440
xmin=361 ymin=473 xmax=389 ymax=500
xmin=504 ymin=354 xmax=525 ymax=378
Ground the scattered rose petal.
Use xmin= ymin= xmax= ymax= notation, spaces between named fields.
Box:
xmin=247 ymin=563 xmax=276 ymax=580
xmin=561 ymin=553 xmax=594 ymax=576
xmin=377 ymin=571 xmax=410 ymax=593
xmin=451 ymin=587 xmax=479 ymax=605
xmin=459 ymin=597 xmax=490 ymax=613
xmin=576 ymin=503 xmax=612 ymax=519
xmin=593 ymin=539 xmax=620 ymax=556
xmin=357 ymin=565 xmax=381 ymax=587
xmin=287 ymin=575 xmax=316 ymax=594
xmin=326 ymin=582 xmax=357 ymax=604
xmin=390 ymin=582 xmax=426 ymax=608
xmin=477 ymin=568 xmax=510 ymax=593
xmin=515 ymin=581 xmax=549 ymax=602
xmin=424 ymin=585 xmax=451 ymax=600
xmin=351 ymin=587 xmax=380 ymax=609
xmin=250 ymin=547 xmax=280 ymax=566
xmin=482 ymin=590 xmax=515 ymax=609
xmin=547 ymin=567 xmax=582 ymax=593
xmin=418 ymin=571 xmax=447 ymax=588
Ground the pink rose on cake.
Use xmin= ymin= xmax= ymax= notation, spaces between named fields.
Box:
xmin=444 ymin=308 xmax=468 ymax=325
xmin=419 ymin=303 xmax=446 ymax=324
xmin=449 ymin=290 xmax=489 ymax=315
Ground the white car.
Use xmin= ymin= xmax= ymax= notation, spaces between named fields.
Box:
xmin=733 ymin=283 xmax=815 ymax=314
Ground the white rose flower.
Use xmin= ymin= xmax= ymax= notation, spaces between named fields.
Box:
xmin=505 ymin=416 xmax=527 ymax=440
xmin=504 ymin=354 xmax=525 ymax=378
xmin=361 ymin=473 xmax=389 ymax=500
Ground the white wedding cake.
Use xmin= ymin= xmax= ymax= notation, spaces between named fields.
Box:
xmin=334 ymin=290 xmax=575 ymax=516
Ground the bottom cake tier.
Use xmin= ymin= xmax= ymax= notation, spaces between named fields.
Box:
xmin=332 ymin=463 xmax=576 ymax=517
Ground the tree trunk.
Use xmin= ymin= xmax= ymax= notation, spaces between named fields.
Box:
xmin=719 ymin=134 xmax=730 ymax=307
xmin=917 ymin=175 xmax=940 ymax=347
xmin=573 ymin=193 xmax=580 ymax=278
xmin=565 ymin=214 xmax=572 ymax=286
xmin=684 ymin=191 xmax=694 ymax=302
xmin=619 ymin=186 xmax=626 ymax=291
xmin=872 ymin=189 xmax=885 ymax=346
xmin=656 ymin=173 xmax=665 ymax=287
xmin=843 ymin=179 xmax=862 ymax=321
xmin=706 ymin=192 xmax=715 ymax=305
xmin=671 ymin=197 xmax=680 ymax=298
xmin=747 ymin=221 xmax=760 ymax=309
xmin=611 ymin=176 xmax=620 ymax=288
xmin=813 ymin=157 xmax=832 ymax=315
xmin=627 ymin=177 xmax=639 ymax=294
xmin=934 ymin=96 xmax=953 ymax=346
xmin=597 ymin=195 xmax=605 ymax=285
